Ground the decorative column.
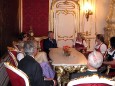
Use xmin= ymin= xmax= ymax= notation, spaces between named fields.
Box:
xmin=104 ymin=0 xmax=115 ymax=46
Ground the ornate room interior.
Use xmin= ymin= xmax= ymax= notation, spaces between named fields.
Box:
xmin=0 ymin=0 xmax=115 ymax=86
xmin=0 ymin=0 xmax=115 ymax=57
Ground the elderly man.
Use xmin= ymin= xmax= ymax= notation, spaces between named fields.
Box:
xmin=70 ymin=51 xmax=108 ymax=79
xmin=18 ymin=40 xmax=55 ymax=86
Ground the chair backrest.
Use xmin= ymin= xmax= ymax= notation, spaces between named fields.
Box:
xmin=8 ymin=50 xmax=18 ymax=67
xmin=40 ymin=39 xmax=44 ymax=51
xmin=73 ymin=83 xmax=111 ymax=86
xmin=4 ymin=62 xmax=30 ymax=86
xmin=14 ymin=45 xmax=20 ymax=51
xmin=67 ymin=75 xmax=115 ymax=86
xmin=7 ymin=46 xmax=18 ymax=58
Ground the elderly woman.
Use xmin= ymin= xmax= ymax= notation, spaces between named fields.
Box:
xmin=95 ymin=34 xmax=107 ymax=58
xmin=74 ymin=33 xmax=87 ymax=53
xmin=35 ymin=51 xmax=55 ymax=79
xmin=70 ymin=51 xmax=109 ymax=80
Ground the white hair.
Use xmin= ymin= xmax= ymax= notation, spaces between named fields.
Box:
xmin=24 ymin=41 xmax=35 ymax=55
xmin=88 ymin=51 xmax=103 ymax=69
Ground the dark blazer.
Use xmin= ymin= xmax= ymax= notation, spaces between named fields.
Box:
xmin=43 ymin=38 xmax=57 ymax=54
xmin=18 ymin=55 xmax=54 ymax=86
xmin=70 ymin=70 xmax=109 ymax=80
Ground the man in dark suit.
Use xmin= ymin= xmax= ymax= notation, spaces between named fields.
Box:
xmin=18 ymin=40 xmax=55 ymax=86
xmin=43 ymin=31 xmax=57 ymax=60
xmin=70 ymin=51 xmax=109 ymax=79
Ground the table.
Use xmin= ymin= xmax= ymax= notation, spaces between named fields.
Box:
xmin=49 ymin=48 xmax=87 ymax=86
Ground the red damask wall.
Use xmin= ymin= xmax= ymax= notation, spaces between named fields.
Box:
xmin=23 ymin=0 xmax=49 ymax=36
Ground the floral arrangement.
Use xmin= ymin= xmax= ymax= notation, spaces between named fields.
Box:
xmin=63 ymin=46 xmax=71 ymax=56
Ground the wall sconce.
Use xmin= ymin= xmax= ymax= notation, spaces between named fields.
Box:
xmin=83 ymin=1 xmax=93 ymax=21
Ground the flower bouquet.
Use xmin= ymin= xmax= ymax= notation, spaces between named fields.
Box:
xmin=63 ymin=46 xmax=71 ymax=56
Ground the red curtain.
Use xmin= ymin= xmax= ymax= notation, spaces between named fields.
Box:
xmin=22 ymin=0 xmax=49 ymax=36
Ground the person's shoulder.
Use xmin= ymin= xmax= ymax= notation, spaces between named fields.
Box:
xmin=97 ymin=72 xmax=110 ymax=78
xmin=101 ymin=43 xmax=107 ymax=47
xmin=44 ymin=38 xmax=49 ymax=42
xmin=70 ymin=72 xmax=87 ymax=80
xmin=20 ymin=55 xmax=36 ymax=63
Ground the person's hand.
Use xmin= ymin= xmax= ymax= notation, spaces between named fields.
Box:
xmin=53 ymin=80 xmax=57 ymax=86
xmin=44 ymin=78 xmax=57 ymax=86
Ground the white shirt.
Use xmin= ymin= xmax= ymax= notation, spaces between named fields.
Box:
xmin=17 ymin=52 xmax=24 ymax=61
xmin=107 ymin=48 xmax=115 ymax=59
xmin=94 ymin=43 xmax=107 ymax=54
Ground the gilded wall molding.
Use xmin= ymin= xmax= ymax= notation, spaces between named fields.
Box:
xmin=104 ymin=0 xmax=115 ymax=46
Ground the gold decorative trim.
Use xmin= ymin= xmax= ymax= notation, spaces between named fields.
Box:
xmin=104 ymin=0 xmax=115 ymax=46
xmin=56 ymin=10 xmax=76 ymax=16
xmin=54 ymin=65 xmax=87 ymax=86
xmin=56 ymin=1 xmax=75 ymax=9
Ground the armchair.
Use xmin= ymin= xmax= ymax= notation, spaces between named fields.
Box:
xmin=67 ymin=75 xmax=115 ymax=86
xmin=8 ymin=50 xmax=18 ymax=67
xmin=4 ymin=62 xmax=30 ymax=86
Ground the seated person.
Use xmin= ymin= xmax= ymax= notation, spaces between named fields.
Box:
xmin=35 ymin=52 xmax=55 ymax=79
xmin=18 ymin=32 xmax=28 ymax=41
xmin=70 ymin=51 xmax=109 ymax=80
xmin=12 ymin=32 xmax=28 ymax=51
xmin=17 ymin=42 xmax=25 ymax=62
xmin=94 ymin=34 xmax=107 ymax=58
xmin=73 ymin=33 xmax=87 ymax=53
xmin=18 ymin=40 xmax=55 ymax=86
xmin=104 ymin=37 xmax=115 ymax=61
xmin=103 ymin=37 xmax=115 ymax=71
xmin=43 ymin=31 xmax=57 ymax=60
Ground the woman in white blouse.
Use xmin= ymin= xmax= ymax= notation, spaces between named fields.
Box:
xmin=94 ymin=34 xmax=107 ymax=58
xmin=74 ymin=33 xmax=88 ymax=53
xmin=103 ymin=37 xmax=115 ymax=64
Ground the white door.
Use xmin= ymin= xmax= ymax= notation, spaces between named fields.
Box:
xmin=49 ymin=0 xmax=80 ymax=47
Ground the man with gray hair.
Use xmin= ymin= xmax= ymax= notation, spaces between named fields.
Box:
xmin=18 ymin=40 xmax=55 ymax=86
xmin=43 ymin=31 xmax=57 ymax=60
xmin=70 ymin=51 xmax=108 ymax=79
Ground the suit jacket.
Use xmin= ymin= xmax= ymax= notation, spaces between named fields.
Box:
xmin=70 ymin=70 xmax=109 ymax=80
xmin=43 ymin=38 xmax=57 ymax=54
xmin=18 ymin=55 xmax=54 ymax=86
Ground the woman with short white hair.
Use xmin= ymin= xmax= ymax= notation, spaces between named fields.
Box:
xmin=88 ymin=50 xmax=103 ymax=69
xmin=70 ymin=51 xmax=108 ymax=80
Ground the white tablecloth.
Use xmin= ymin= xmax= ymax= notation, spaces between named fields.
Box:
xmin=49 ymin=48 xmax=87 ymax=65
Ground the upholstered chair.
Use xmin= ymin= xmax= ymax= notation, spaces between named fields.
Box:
xmin=67 ymin=75 xmax=115 ymax=86
xmin=8 ymin=50 xmax=18 ymax=67
xmin=7 ymin=46 xmax=18 ymax=58
xmin=4 ymin=62 xmax=30 ymax=86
